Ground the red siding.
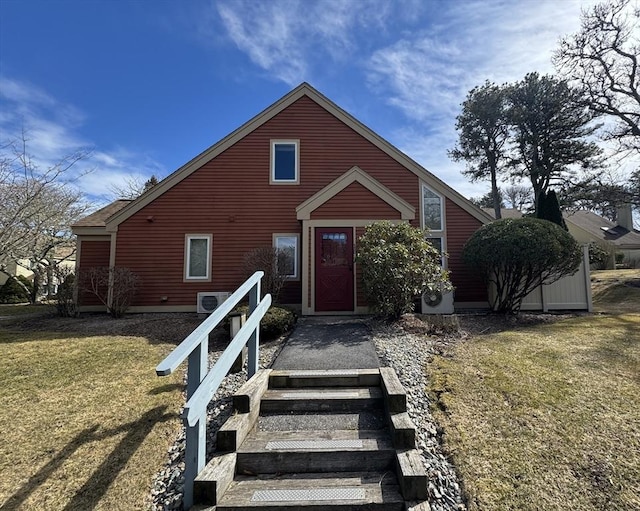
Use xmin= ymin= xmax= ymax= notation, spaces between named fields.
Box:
xmin=311 ymin=182 xmax=401 ymax=220
xmin=77 ymin=239 xmax=110 ymax=306
xmin=445 ymin=198 xmax=487 ymax=302
xmin=115 ymin=96 xmax=420 ymax=307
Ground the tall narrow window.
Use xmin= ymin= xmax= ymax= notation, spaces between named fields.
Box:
xmin=422 ymin=185 xmax=443 ymax=231
xmin=271 ymin=140 xmax=299 ymax=183
xmin=426 ymin=236 xmax=445 ymax=267
xmin=274 ymin=234 xmax=299 ymax=279
xmin=185 ymin=234 xmax=212 ymax=281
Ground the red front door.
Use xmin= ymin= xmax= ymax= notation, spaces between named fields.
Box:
xmin=315 ymin=228 xmax=354 ymax=312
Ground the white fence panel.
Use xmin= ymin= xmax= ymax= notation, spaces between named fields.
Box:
xmin=520 ymin=245 xmax=592 ymax=312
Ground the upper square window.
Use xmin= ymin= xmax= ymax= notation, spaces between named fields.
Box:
xmin=271 ymin=140 xmax=299 ymax=184
xmin=422 ymin=184 xmax=443 ymax=231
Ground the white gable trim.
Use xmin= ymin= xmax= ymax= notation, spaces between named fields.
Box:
xmin=296 ymin=166 xmax=415 ymax=221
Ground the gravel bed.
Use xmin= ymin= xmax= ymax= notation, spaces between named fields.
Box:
xmin=371 ymin=318 xmax=467 ymax=511
xmin=148 ymin=335 xmax=287 ymax=511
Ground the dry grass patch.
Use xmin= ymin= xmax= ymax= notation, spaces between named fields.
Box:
xmin=0 ymin=328 xmax=183 ymax=510
xmin=591 ymin=269 xmax=640 ymax=314
xmin=429 ymin=314 xmax=640 ymax=510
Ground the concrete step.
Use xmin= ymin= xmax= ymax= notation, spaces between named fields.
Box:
xmin=260 ymin=387 xmax=383 ymax=413
xmin=269 ymin=369 xmax=380 ymax=388
xmin=215 ymin=472 xmax=404 ymax=511
xmin=236 ymin=430 xmax=395 ymax=475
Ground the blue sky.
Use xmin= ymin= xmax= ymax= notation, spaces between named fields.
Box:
xmin=1 ymin=0 xmax=623 ymax=207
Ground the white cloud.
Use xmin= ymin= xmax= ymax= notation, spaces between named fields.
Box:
xmin=0 ymin=77 xmax=165 ymax=204
xmin=213 ymin=0 xmax=409 ymax=85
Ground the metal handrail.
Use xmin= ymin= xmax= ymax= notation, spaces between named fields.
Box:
xmin=155 ymin=271 xmax=271 ymax=509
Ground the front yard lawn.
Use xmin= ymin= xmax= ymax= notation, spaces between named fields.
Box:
xmin=0 ymin=326 xmax=183 ymax=510
xmin=428 ymin=273 xmax=640 ymax=510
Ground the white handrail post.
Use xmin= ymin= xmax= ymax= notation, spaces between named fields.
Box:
xmin=247 ymin=278 xmax=260 ymax=378
xmin=183 ymin=337 xmax=208 ymax=509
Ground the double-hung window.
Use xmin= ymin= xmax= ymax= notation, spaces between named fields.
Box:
xmin=271 ymin=140 xmax=299 ymax=184
xmin=273 ymin=234 xmax=299 ymax=279
xmin=185 ymin=234 xmax=212 ymax=281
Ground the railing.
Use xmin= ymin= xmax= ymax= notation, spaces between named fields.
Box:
xmin=155 ymin=271 xmax=272 ymax=509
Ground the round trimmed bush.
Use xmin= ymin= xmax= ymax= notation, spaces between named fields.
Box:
xmin=463 ymin=217 xmax=582 ymax=314
xmin=0 ymin=277 xmax=31 ymax=304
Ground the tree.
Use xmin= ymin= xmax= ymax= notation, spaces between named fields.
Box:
xmin=356 ymin=221 xmax=452 ymax=320
xmin=470 ymin=189 xmax=505 ymax=210
xmin=554 ymin=0 xmax=640 ymax=155
xmin=449 ymin=81 xmax=510 ymax=219
xmin=0 ymin=133 xmax=91 ymax=300
xmin=503 ymin=184 xmax=533 ymax=211
xmin=462 ymin=218 xmax=582 ymax=314
xmin=507 ymin=72 xmax=602 ymax=214
xmin=560 ymin=168 xmax=639 ymax=222
xmin=537 ymin=189 xmax=568 ymax=229
xmin=109 ymin=174 xmax=160 ymax=200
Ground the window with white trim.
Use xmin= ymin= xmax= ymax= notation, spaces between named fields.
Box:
xmin=185 ymin=234 xmax=212 ymax=280
xmin=426 ymin=236 xmax=445 ymax=267
xmin=274 ymin=234 xmax=299 ymax=279
xmin=422 ymin=184 xmax=443 ymax=231
xmin=271 ymin=140 xmax=299 ymax=183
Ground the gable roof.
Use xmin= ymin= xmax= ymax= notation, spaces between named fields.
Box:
xmin=565 ymin=210 xmax=640 ymax=248
xmin=296 ymin=166 xmax=415 ymax=220
xmin=72 ymin=199 xmax=132 ymax=235
xmin=97 ymin=83 xmax=491 ymax=231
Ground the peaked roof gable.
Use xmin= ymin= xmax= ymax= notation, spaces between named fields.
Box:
xmin=104 ymin=83 xmax=492 ymax=231
xmin=296 ymin=166 xmax=415 ymax=220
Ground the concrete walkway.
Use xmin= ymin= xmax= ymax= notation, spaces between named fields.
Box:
xmin=271 ymin=316 xmax=380 ymax=370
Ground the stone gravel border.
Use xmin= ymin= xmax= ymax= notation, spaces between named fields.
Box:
xmin=371 ymin=320 xmax=466 ymax=511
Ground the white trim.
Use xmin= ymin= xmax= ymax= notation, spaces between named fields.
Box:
xmin=273 ymin=233 xmax=300 ymax=280
xmin=270 ymin=140 xmax=299 ymax=184
xmin=184 ymin=234 xmax=212 ymax=282
xmin=297 ymin=166 xmax=415 ymax=220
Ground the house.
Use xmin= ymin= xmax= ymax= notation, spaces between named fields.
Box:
xmin=564 ymin=207 xmax=640 ymax=269
xmin=72 ymin=83 xmax=493 ymax=315
xmin=483 ymin=207 xmax=640 ymax=269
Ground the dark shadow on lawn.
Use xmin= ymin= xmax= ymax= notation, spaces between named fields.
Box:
xmin=0 ymin=406 xmax=173 ymax=511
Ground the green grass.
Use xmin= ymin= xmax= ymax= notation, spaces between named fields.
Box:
xmin=428 ymin=275 xmax=640 ymax=510
xmin=0 ymin=329 xmax=183 ymax=510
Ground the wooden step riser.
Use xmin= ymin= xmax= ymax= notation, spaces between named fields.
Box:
xmin=236 ymin=450 xmax=396 ymax=474
xmin=269 ymin=370 xmax=380 ymax=389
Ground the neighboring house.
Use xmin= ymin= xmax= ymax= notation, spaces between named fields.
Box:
xmin=72 ymin=83 xmax=493 ymax=315
xmin=483 ymin=206 xmax=640 ymax=270
xmin=564 ymin=208 xmax=640 ymax=269
xmin=0 ymin=252 xmax=76 ymax=294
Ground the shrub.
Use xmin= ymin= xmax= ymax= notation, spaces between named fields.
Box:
xmin=356 ymin=220 xmax=452 ymax=320
xmin=242 ymin=246 xmax=293 ymax=304
xmin=0 ymin=277 xmax=30 ymax=304
xmin=588 ymin=242 xmax=610 ymax=269
xmin=54 ymin=267 xmax=77 ymax=317
xmin=463 ymin=217 xmax=582 ymax=314
xmin=81 ymin=266 xmax=140 ymax=318
xmin=229 ymin=305 xmax=297 ymax=340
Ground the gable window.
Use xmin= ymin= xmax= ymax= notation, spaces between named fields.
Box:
xmin=422 ymin=184 xmax=443 ymax=231
xmin=271 ymin=140 xmax=299 ymax=184
xmin=185 ymin=234 xmax=212 ymax=281
xmin=274 ymin=234 xmax=299 ymax=279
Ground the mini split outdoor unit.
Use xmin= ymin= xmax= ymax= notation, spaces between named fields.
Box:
xmin=197 ymin=292 xmax=231 ymax=314
xmin=421 ymin=286 xmax=454 ymax=314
